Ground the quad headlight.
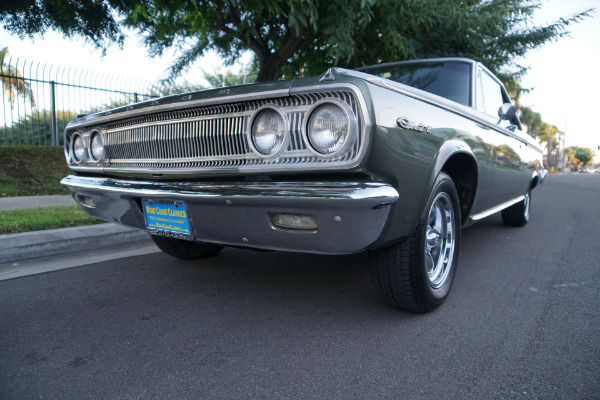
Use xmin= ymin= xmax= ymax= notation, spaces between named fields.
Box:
xmin=72 ymin=134 xmax=86 ymax=162
xmin=249 ymin=107 xmax=288 ymax=157
xmin=304 ymin=99 xmax=356 ymax=158
xmin=69 ymin=130 xmax=105 ymax=164
xmin=89 ymin=130 xmax=104 ymax=161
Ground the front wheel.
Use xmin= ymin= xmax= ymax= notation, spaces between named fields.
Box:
xmin=151 ymin=235 xmax=224 ymax=260
xmin=369 ymin=172 xmax=461 ymax=313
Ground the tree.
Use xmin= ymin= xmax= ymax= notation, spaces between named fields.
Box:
xmin=1 ymin=1 xmax=594 ymax=83
xmin=565 ymin=146 xmax=595 ymax=168
xmin=0 ymin=109 xmax=76 ymax=146
xmin=519 ymin=106 xmax=543 ymax=138
xmin=0 ymin=0 xmax=123 ymax=54
xmin=0 ymin=47 xmax=34 ymax=108
xmin=538 ymin=122 xmax=563 ymax=169
xmin=201 ymin=64 xmax=258 ymax=88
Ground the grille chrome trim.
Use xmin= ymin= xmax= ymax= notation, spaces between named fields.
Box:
xmin=65 ymin=84 xmax=370 ymax=175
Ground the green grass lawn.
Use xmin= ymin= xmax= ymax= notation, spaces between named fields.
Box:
xmin=0 ymin=145 xmax=71 ymax=197
xmin=0 ymin=205 xmax=105 ymax=234
xmin=0 ymin=146 xmax=104 ymax=234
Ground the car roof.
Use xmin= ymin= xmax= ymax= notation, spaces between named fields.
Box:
xmin=357 ymin=58 xmax=477 ymax=71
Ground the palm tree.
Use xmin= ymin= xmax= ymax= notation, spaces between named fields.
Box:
xmin=538 ymin=123 xmax=563 ymax=169
xmin=0 ymin=47 xmax=35 ymax=108
xmin=519 ymin=106 xmax=543 ymax=138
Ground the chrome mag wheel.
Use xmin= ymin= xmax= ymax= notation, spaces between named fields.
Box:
xmin=425 ymin=192 xmax=456 ymax=289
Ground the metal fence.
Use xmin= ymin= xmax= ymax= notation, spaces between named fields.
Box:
xmin=0 ymin=57 xmax=171 ymax=147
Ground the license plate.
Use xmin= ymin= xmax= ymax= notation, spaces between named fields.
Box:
xmin=142 ymin=200 xmax=191 ymax=236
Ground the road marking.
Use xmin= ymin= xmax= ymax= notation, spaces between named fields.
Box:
xmin=553 ymin=282 xmax=586 ymax=288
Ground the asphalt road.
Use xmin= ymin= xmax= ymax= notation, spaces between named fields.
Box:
xmin=1 ymin=174 xmax=599 ymax=399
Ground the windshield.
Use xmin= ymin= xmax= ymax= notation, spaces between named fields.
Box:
xmin=360 ymin=61 xmax=472 ymax=107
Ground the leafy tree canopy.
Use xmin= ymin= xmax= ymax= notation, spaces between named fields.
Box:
xmin=519 ymin=106 xmax=543 ymax=138
xmin=0 ymin=0 xmax=124 ymax=54
xmin=538 ymin=122 xmax=562 ymax=147
xmin=565 ymin=146 xmax=595 ymax=167
xmin=0 ymin=0 xmax=594 ymax=83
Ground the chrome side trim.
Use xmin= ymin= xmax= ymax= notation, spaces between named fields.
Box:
xmin=470 ymin=196 xmax=525 ymax=221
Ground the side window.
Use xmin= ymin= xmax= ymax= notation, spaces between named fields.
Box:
xmin=476 ymin=69 xmax=504 ymax=118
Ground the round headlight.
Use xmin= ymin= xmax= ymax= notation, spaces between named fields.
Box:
xmin=89 ymin=131 xmax=104 ymax=161
xmin=306 ymin=102 xmax=350 ymax=155
xmin=251 ymin=108 xmax=287 ymax=156
xmin=72 ymin=134 xmax=86 ymax=162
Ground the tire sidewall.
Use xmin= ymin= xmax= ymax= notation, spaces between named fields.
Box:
xmin=414 ymin=173 xmax=461 ymax=304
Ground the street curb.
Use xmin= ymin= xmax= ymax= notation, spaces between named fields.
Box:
xmin=0 ymin=223 xmax=153 ymax=264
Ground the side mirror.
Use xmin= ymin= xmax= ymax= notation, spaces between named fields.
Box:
xmin=498 ymin=103 xmax=516 ymax=121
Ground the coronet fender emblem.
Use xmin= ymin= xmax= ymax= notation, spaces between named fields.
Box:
xmin=396 ymin=117 xmax=433 ymax=134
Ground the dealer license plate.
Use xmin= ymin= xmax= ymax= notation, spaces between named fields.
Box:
xmin=142 ymin=200 xmax=191 ymax=236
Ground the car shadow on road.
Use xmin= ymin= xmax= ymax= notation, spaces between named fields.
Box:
xmin=126 ymin=212 xmax=512 ymax=321
xmin=98 ymin=210 xmax=526 ymax=314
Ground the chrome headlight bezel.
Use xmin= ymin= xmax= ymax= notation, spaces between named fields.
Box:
xmin=64 ymin=135 xmax=71 ymax=164
xmin=71 ymin=133 xmax=87 ymax=163
xmin=302 ymin=98 xmax=357 ymax=159
xmin=247 ymin=105 xmax=290 ymax=158
xmin=89 ymin=130 xmax=105 ymax=162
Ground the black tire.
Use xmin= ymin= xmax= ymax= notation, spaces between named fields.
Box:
xmin=501 ymin=189 xmax=530 ymax=227
xmin=369 ymin=172 xmax=461 ymax=313
xmin=151 ymin=235 xmax=224 ymax=260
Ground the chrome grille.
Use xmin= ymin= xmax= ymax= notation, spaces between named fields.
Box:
xmin=106 ymin=116 xmax=248 ymax=161
xmin=66 ymin=88 xmax=367 ymax=174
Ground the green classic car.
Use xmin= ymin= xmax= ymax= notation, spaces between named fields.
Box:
xmin=62 ymin=58 xmax=545 ymax=313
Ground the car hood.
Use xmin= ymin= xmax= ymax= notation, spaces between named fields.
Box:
xmin=66 ymin=67 xmax=374 ymax=130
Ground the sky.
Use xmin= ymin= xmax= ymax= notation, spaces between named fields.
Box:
xmin=0 ymin=0 xmax=598 ymax=160
xmin=518 ymin=0 xmax=599 ymax=160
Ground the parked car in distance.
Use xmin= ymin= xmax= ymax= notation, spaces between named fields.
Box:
xmin=62 ymin=58 xmax=546 ymax=313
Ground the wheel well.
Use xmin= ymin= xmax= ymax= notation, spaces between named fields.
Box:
xmin=442 ymin=153 xmax=478 ymax=225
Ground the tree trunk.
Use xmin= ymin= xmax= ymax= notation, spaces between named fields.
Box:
xmin=251 ymin=29 xmax=316 ymax=82
xmin=255 ymin=57 xmax=283 ymax=82
xmin=547 ymin=132 xmax=553 ymax=168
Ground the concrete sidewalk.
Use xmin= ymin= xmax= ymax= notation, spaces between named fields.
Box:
xmin=0 ymin=195 xmax=75 ymax=211
xmin=0 ymin=195 xmax=154 ymax=265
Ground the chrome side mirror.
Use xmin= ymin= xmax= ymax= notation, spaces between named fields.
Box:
xmin=498 ymin=103 xmax=516 ymax=120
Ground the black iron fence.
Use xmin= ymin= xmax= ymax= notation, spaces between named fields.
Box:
xmin=0 ymin=57 xmax=176 ymax=147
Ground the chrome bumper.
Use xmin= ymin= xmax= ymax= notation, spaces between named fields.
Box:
xmin=61 ymin=175 xmax=399 ymax=254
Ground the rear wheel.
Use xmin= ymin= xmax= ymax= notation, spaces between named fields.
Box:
xmin=151 ymin=235 xmax=223 ymax=260
xmin=369 ymin=172 xmax=461 ymax=313
xmin=501 ymin=189 xmax=530 ymax=227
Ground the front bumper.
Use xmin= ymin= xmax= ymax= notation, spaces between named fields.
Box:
xmin=61 ymin=175 xmax=399 ymax=254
